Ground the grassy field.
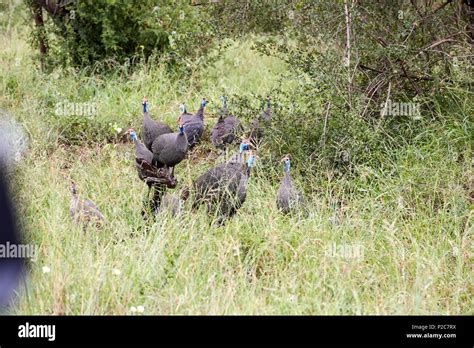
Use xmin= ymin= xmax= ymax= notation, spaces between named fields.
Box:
xmin=1 ymin=3 xmax=472 ymax=315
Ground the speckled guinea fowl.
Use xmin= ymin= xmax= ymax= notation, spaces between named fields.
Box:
xmin=249 ymin=96 xmax=271 ymax=145
xmin=188 ymin=147 xmax=254 ymax=224
xmin=211 ymin=96 xmax=241 ymax=150
xmin=178 ymin=98 xmax=208 ymax=147
xmin=141 ymin=97 xmax=172 ymax=150
xmin=151 ymin=121 xmax=188 ymax=177
xmin=276 ymin=156 xmax=305 ymax=214
xmin=69 ymin=182 xmax=105 ymax=227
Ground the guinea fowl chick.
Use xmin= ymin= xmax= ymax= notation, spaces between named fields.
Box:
xmin=69 ymin=181 xmax=105 ymax=228
xmin=276 ymin=155 xmax=305 ymax=214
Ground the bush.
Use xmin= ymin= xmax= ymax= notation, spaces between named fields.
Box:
xmin=26 ymin=0 xmax=215 ymax=71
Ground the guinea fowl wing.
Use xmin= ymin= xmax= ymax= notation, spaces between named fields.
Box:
xmin=151 ymin=132 xmax=187 ymax=168
xmin=277 ymin=173 xmax=294 ymax=211
xmin=223 ymin=116 xmax=238 ymax=143
xmin=183 ymin=121 xmax=204 ymax=147
xmin=82 ymin=199 xmax=105 ymax=221
xmin=211 ymin=118 xmax=225 ymax=148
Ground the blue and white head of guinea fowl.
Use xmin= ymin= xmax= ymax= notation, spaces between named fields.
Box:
xmin=128 ymin=128 xmax=138 ymax=141
xmin=70 ymin=181 xmax=77 ymax=195
xmin=142 ymin=96 xmax=148 ymax=113
xmin=239 ymin=139 xmax=250 ymax=154
xmin=202 ymin=98 xmax=209 ymax=107
xmin=179 ymin=103 xmax=186 ymax=114
xmin=282 ymin=155 xmax=291 ymax=172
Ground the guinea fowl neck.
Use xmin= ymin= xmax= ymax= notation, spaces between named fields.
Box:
xmin=70 ymin=189 xmax=78 ymax=202
xmin=282 ymin=172 xmax=293 ymax=185
xmin=196 ymin=102 xmax=206 ymax=120
xmin=143 ymin=111 xmax=151 ymax=122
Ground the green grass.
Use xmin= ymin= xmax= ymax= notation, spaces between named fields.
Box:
xmin=1 ymin=3 xmax=472 ymax=315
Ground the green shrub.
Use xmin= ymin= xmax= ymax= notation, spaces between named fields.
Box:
xmin=26 ymin=0 xmax=215 ymax=71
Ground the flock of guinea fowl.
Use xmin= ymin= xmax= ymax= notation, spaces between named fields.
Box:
xmin=69 ymin=96 xmax=305 ymax=227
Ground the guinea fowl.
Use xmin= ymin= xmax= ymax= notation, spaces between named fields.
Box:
xmin=211 ymin=96 xmax=241 ymax=150
xmin=126 ymin=128 xmax=177 ymax=189
xmin=178 ymin=98 xmax=208 ymax=147
xmin=189 ymin=146 xmax=254 ymax=224
xmin=276 ymin=155 xmax=305 ymax=214
xmin=151 ymin=120 xmax=188 ymax=177
xmin=69 ymin=181 xmax=105 ymax=227
xmin=141 ymin=97 xmax=172 ymax=150
xmin=249 ymin=96 xmax=271 ymax=145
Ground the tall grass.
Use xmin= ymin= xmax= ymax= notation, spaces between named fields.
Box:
xmin=1 ymin=2 xmax=472 ymax=315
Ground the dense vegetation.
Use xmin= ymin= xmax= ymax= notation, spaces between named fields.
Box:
xmin=0 ymin=0 xmax=472 ymax=314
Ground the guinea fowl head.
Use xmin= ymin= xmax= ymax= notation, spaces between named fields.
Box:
xmin=266 ymin=96 xmax=271 ymax=108
xmin=69 ymin=181 xmax=77 ymax=195
xmin=127 ymin=128 xmax=138 ymax=141
xmin=239 ymin=139 xmax=250 ymax=154
xmin=142 ymin=96 xmax=148 ymax=113
xmin=201 ymin=98 xmax=209 ymax=107
xmin=282 ymin=155 xmax=291 ymax=172
xmin=179 ymin=103 xmax=186 ymax=114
